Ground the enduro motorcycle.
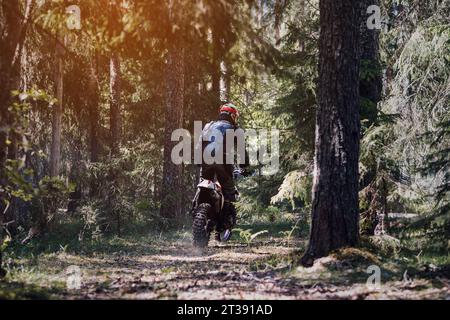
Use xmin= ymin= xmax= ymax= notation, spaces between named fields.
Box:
xmin=191 ymin=167 xmax=243 ymax=248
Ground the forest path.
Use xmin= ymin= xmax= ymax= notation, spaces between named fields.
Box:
xmin=63 ymin=238 xmax=307 ymax=299
xmin=51 ymin=236 xmax=448 ymax=300
xmin=3 ymin=229 xmax=449 ymax=300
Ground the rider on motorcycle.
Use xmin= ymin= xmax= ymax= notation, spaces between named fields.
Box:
xmin=198 ymin=102 xmax=249 ymax=238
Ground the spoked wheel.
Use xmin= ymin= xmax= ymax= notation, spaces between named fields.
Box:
xmin=192 ymin=203 xmax=212 ymax=248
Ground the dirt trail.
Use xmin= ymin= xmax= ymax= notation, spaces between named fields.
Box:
xmin=62 ymin=240 xmax=302 ymax=299
xmin=51 ymin=238 xmax=448 ymax=300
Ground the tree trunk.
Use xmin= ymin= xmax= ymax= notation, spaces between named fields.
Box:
xmin=49 ymin=36 xmax=64 ymax=177
xmin=1 ymin=0 xmax=34 ymax=203
xmin=211 ymin=25 xmax=222 ymax=109
xmin=109 ymin=53 xmax=121 ymax=156
xmin=359 ymin=0 xmax=383 ymax=235
xmin=1 ymin=0 xmax=28 ymax=194
xmin=274 ymin=0 xmax=285 ymax=45
xmin=360 ymin=0 xmax=382 ymax=125
xmin=159 ymin=40 xmax=185 ymax=221
xmin=221 ymin=61 xmax=231 ymax=102
xmin=89 ymin=54 xmax=100 ymax=163
xmin=0 ymin=0 xmax=34 ymax=274
xmin=107 ymin=0 xmax=122 ymax=156
xmin=374 ymin=177 xmax=388 ymax=235
xmin=301 ymin=0 xmax=361 ymax=266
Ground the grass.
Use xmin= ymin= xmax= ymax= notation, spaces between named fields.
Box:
xmin=247 ymin=235 xmax=449 ymax=291
xmin=0 ymin=220 xmax=194 ymax=298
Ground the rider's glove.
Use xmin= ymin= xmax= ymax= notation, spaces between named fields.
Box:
xmin=240 ymin=168 xmax=251 ymax=177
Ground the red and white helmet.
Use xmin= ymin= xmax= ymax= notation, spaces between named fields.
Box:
xmin=219 ymin=102 xmax=240 ymax=118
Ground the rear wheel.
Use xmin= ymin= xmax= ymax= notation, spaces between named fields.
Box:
xmin=193 ymin=203 xmax=212 ymax=248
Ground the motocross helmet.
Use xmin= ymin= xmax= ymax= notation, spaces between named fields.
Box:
xmin=219 ymin=102 xmax=240 ymax=124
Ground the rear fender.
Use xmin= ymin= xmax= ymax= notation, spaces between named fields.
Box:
xmin=194 ymin=179 xmax=223 ymax=219
xmin=197 ymin=179 xmax=215 ymax=189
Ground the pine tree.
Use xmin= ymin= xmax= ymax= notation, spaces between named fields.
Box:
xmin=301 ymin=0 xmax=361 ymax=266
xmin=0 ymin=0 xmax=35 ymax=276
xmin=159 ymin=1 xmax=185 ymax=221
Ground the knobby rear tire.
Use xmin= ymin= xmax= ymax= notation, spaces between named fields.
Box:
xmin=192 ymin=203 xmax=212 ymax=248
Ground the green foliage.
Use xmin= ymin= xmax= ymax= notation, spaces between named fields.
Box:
xmin=375 ymin=3 xmax=450 ymax=243
xmin=3 ymin=161 xmax=35 ymax=203
xmin=233 ymin=228 xmax=268 ymax=246
xmin=278 ymin=217 xmax=306 ymax=246
xmin=273 ymin=0 xmax=319 ymax=161
xmin=1 ymin=89 xmax=57 ymax=206
xmin=0 ymin=235 xmax=11 ymax=253
xmin=264 ymin=205 xmax=281 ymax=222
xmin=86 ymin=156 xmax=140 ymax=235
xmin=77 ymin=203 xmax=103 ymax=241
xmin=403 ymin=208 xmax=450 ymax=252
xmin=360 ymin=59 xmax=382 ymax=83
xmin=30 ymin=176 xmax=73 ymax=230
xmin=0 ymin=0 xmax=447 ymax=261
xmin=80 ymin=144 xmax=170 ymax=235
xmin=360 ymin=235 xmax=401 ymax=257
xmin=236 ymin=173 xmax=285 ymax=219
xmin=228 ymin=1 xmax=319 ymax=219
xmin=271 ymin=170 xmax=312 ymax=210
